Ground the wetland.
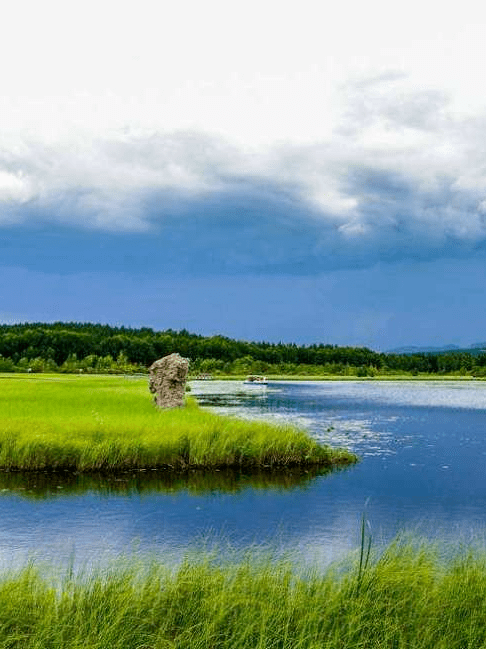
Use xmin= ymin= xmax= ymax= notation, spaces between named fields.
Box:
xmin=1 ymin=377 xmax=486 ymax=569
xmin=3 ymin=376 xmax=486 ymax=646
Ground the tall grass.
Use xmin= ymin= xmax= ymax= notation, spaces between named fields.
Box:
xmin=0 ymin=374 xmax=356 ymax=471
xmin=3 ymin=537 xmax=486 ymax=648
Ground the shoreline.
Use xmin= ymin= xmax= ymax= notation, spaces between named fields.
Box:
xmin=0 ymin=375 xmax=357 ymax=473
xmin=190 ymin=373 xmax=484 ymax=381
xmin=2 ymin=371 xmax=484 ymax=382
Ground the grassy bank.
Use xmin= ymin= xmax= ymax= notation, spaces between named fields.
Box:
xmin=3 ymin=538 xmax=486 ymax=648
xmin=0 ymin=374 xmax=356 ymax=471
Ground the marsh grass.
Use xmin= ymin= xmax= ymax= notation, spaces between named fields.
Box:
xmin=0 ymin=374 xmax=356 ymax=471
xmin=3 ymin=537 xmax=486 ymax=648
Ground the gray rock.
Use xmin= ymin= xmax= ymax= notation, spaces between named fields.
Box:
xmin=148 ymin=353 xmax=189 ymax=409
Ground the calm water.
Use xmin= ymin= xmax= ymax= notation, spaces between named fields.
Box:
xmin=2 ymin=379 xmax=486 ymax=569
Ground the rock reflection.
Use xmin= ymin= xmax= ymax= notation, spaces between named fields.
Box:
xmin=0 ymin=465 xmax=350 ymax=499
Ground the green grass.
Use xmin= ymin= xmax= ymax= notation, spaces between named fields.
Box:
xmin=3 ymin=537 xmax=486 ymax=648
xmin=0 ymin=374 xmax=356 ymax=472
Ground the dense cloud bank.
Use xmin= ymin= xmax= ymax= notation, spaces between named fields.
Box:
xmin=2 ymin=79 xmax=486 ymax=274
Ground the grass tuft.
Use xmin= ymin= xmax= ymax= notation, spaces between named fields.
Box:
xmin=3 ymin=537 xmax=486 ymax=647
xmin=0 ymin=375 xmax=356 ymax=472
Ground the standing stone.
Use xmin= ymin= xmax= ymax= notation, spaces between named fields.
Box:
xmin=148 ymin=353 xmax=189 ymax=409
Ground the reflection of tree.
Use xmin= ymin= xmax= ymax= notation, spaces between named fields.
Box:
xmin=0 ymin=465 xmax=350 ymax=500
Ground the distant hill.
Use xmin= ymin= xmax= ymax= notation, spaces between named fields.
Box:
xmin=387 ymin=343 xmax=486 ymax=356
xmin=387 ymin=344 xmax=461 ymax=354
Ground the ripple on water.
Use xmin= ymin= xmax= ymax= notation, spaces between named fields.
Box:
xmin=191 ymin=381 xmax=402 ymax=458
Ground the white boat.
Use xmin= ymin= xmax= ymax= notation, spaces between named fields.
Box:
xmin=243 ymin=375 xmax=268 ymax=385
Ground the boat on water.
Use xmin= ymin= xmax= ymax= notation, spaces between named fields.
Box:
xmin=243 ymin=375 xmax=268 ymax=385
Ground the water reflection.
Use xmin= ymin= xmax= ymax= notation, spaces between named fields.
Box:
xmin=0 ymin=465 xmax=346 ymax=499
xmin=4 ymin=379 xmax=486 ymax=571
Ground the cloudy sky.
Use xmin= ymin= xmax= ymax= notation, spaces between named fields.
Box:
xmin=2 ymin=0 xmax=486 ymax=349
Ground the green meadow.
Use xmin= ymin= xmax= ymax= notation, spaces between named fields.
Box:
xmin=3 ymin=537 xmax=486 ymax=648
xmin=0 ymin=374 xmax=356 ymax=471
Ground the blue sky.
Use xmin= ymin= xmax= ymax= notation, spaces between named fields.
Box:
xmin=3 ymin=0 xmax=486 ymax=350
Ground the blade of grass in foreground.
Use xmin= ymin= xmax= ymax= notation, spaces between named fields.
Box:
xmin=0 ymin=375 xmax=357 ymax=471
xmin=2 ymin=537 xmax=486 ymax=648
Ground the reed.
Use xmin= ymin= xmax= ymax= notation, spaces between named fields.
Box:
xmin=0 ymin=374 xmax=356 ymax=471
xmin=3 ymin=537 xmax=486 ymax=648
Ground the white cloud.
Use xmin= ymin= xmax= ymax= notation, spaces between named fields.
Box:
xmin=1 ymin=0 xmax=486 ymax=263
xmin=0 ymin=79 xmax=486 ymax=255
xmin=0 ymin=171 xmax=33 ymax=203
xmin=1 ymin=0 xmax=485 ymax=145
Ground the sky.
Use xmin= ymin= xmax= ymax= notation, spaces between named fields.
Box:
xmin=3 ymin=0 xmax=486 ymax=350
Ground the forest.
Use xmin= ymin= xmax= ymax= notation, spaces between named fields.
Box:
xmin=1 ymin=321 xmax=486 ymax=376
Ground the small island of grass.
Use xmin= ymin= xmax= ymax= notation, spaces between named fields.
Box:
xmin=0 ymin=374 xmax=357 ymax=472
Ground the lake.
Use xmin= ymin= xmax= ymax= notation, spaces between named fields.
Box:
xmin=2 ymin=379 xmax=486 ymax=570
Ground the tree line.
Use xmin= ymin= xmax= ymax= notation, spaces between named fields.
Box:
xmin=1 ymin=322 xmax=486 ymax=376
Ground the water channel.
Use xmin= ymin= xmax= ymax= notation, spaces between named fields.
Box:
xmin=2 ymin=379 xmax=486 ymax=570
